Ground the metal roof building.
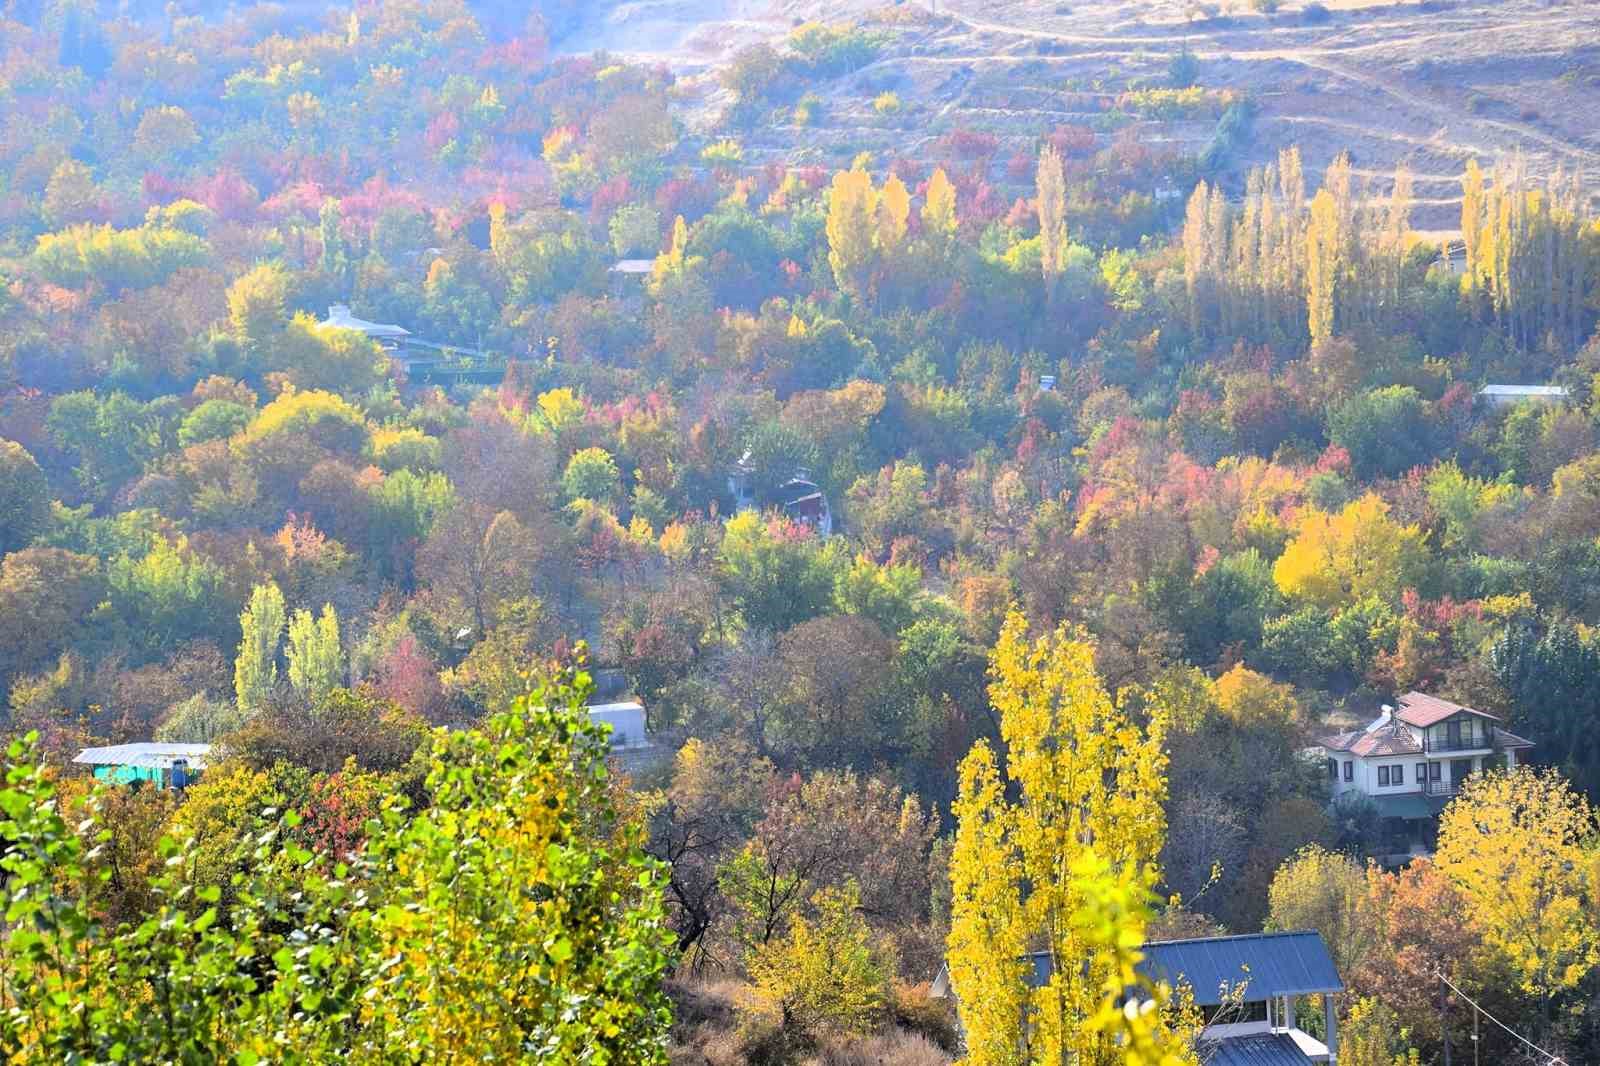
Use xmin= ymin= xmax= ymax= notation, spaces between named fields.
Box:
xmin=74 ymin=743 xmax=210 ymax=790
xmin=1140 ymin=930 xmax=1343 ymax=1005
xmin=931 ymin=930 xmax=1344 ymax=1064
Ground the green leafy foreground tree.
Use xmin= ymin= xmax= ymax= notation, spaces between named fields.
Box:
xmin=0 ymin=652 xmax=675 ymax=1063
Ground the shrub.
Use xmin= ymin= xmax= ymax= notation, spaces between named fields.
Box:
xmin=1302 ymin=1 xmax=1330 ymax=21
xmin=795 ymin=93 xmax=824 ymax=126
xmin=873 ymin=91 xmax=902 ymax=114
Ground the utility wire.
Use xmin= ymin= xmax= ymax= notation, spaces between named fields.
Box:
xmin=1436 ymin=969 xmax=1567 ymax=1065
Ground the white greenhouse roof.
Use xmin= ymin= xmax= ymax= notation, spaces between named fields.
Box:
xmin=74 ymin=743 xmax=212 ymax=770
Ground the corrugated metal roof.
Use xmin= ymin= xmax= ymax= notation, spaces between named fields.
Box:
xmin=1479 ymin=384 xmax=1569 ymax=397
xmin=74 ymin=743 xmax=211 ymax=770
xmin=1201 ymin=1033 xmax=1314 ymax=1066
xmin=1139 ymin=931 xmax=1343 ymax=1005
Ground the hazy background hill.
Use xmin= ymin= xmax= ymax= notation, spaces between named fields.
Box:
xmin=547 ymin=0 xmax=1600 ymax=229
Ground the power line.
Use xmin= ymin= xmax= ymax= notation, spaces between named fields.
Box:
xmin=1436 ymin=969 xmax=1567 ymax=1066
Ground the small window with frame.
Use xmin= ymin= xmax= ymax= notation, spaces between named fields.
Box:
xmin=1393 ymin=764 xmax=1403 ymax=785
xmin=1343 ymin=761 xmax=1353 ymax=782
xmin=1378 ymin=766 xmax=1391 ymax=786
xmin=1416 ymin=762 xmax=1427 ymax=784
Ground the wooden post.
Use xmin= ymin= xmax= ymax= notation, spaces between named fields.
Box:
xmin=1324 ymin=993 xmax=1338 ymax=1064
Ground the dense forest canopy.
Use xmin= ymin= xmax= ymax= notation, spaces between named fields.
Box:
xmin=2 ymin=0 xmax=1600 ymax=1063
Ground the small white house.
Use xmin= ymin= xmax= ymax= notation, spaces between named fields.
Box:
xmin=586 ymin=701 xmax=651 ymax=751
xmin=1478 ymin=384 xmax=1571 ymax=409
xmin=1320 ymin=693 xmax=1532 ymax=858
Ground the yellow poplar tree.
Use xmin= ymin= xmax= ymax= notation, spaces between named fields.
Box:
xmin=1435 ymin=767 xmax=1600 ymax=1001
xmin=1037 ymin=145 xmax=1068 ymax=292
xmin=876 ymin=173 xmax=911 ymax=256
xmin=827 ymin=168 xmax=878 ymax=301
xmin=922 ymin=167 xmax=958 ymax=245
xmin=1460 ymin=159 xmax=1484 ymax=286
xmin=948 ymin=612 xmax=1193 ymax=1065
xmin=1305 ymin=188 xmax=1339 ymax=344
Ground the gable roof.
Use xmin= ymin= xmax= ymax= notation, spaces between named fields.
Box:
xmin=1139 ymin=931 xmax=1343 ymax=1006
xmin=1394 ymin=692 xmax=1498 ymax=728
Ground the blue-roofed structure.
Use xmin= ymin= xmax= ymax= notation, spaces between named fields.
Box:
xmin=1140 ymin=930 xmax=1343 ymax=1005
xmin=1203 ymin=1033 xmax=1322 ymax=1066
xmin=930 ymin=930 xmax=1343 ymax=1064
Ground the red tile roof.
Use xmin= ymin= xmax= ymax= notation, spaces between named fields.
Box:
xmin=1319 ymin=728 xmax=1422 ymax=757
xmin=1394 ymin=692 xmax=1500 ymax=728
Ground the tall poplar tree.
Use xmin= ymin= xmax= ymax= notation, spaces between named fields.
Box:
xmin=947 ymin=612 xmax=1191 ymax=1065
xmin=1037 ymin=145 xmax=1068 ymax=298
xmin=922 ymin=167 xmax=958 ymax=245
xmin=233 ymin=581 xmax=285 ymax=715
xmin=286 ymin=603 xmax=343 ymax=702
xmin=826 ymin=168 xmax=877 ymax=302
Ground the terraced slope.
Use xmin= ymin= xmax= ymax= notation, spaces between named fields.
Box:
xmin=556 ymin=0 xmax=1600 ymax=226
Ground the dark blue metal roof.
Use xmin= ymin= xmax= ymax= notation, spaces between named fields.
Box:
xmin=1202 ymin=1034 xmax=1315 ymax=1066
xmin=1137 ymin=931 xmax=1343 ymax=1006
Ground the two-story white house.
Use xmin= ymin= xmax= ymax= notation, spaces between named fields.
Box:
xmin=1320 ymin=692 xmax=1533 ymax=858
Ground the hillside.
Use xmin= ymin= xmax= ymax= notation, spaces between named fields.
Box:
xmin=558 ymin=0 xmax=1600 ymax=228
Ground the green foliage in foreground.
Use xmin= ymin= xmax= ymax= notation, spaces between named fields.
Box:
xmin=0 ymin=661 xmax=674 ymax=1064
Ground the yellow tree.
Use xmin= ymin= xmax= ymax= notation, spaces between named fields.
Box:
xmin=1037 ymin=145 xmax=1068 ymax=294
xmin=922 ymin=166 xmax=958 ymax=245
xmin=1460 ymin=159 xmax=1485 ymax=287
xmin=1305 ymin=188 xmax=1339 ymax=344
xmin=826 ymin=168 xmax=878 ymax=301
xmin=1272 ymin=494 xmax=1427 ymax=610
xmin=948 ymin=612 xmax=1192 ymax=1065
xmin=1435 ymin=767 xmax=1600 ymax=1004
xmin=876 ymin=173 xmax=911 ymax=257
xmin=1340 ymin=998 xmax=1421 ymax=1066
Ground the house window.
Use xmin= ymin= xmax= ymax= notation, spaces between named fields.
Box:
xmin=1343 ymin=761 xmax=1353 ymax=782
xmin=1327 ymin=758 xmax=1338 ymax=779
xmin=1378 ymin=766 xmax=1390 ymax=786
xmin=1416 ymin=762 xmax=1427 ymax=784
xmin=1393 ymin=765 xmax=1403 ymax=785
xmin=1430 ymin=763 xmax=1442 ymax=782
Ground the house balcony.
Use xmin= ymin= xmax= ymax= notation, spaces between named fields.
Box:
xmin=1422 ymin=729 xmax=1494 ymax=755
xmin=1423 ymin=780 xmax=1463 ymax=798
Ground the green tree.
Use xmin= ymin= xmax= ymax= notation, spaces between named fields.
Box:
xmin=0 ymin=660 xmax=675 ymax=1062
xmin=562 ymin=446 xmax=621 ymax=504
xmin=286 ymin=604 xmax=343 ymax=701
xmin=0 ymin=439 xmax=50 ymax=555
xmin=234 ymin=581 xmax=286 ymax=715
xmin=1327 ymin=386 xmax=1436 ymax=480
xmin=718 ymin=510 xmax=843 ymax=633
